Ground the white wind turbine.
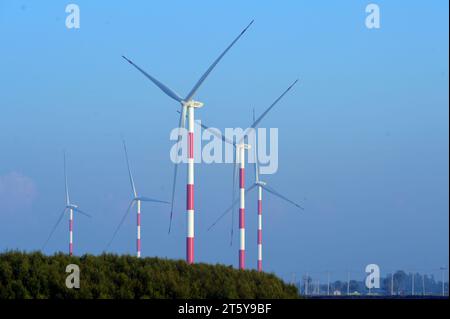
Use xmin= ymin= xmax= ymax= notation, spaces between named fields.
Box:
xmin=106 ymin=140 xmax=169 ymax=257
xmin=208 ymin=123 xmax=304 ymax=271
xmin=43 ymin=151 xmax=91 ymax=256
xmin=201 ymin=80 xmax=301 ymax=270
xmin=200 ymin=80 xmax=299 ymax=244
xmin=250 ymin=107 xmax=304 ymax=271
xmin=122 ymin=20 xmax=253 ymax=264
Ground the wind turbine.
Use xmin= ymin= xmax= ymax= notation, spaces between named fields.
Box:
xmin=250 ymin=107 xmax=304 ymax=271
xmin=249 ymin=113 xmax=305 ymax=271
xmin=203 ymin=81 xmax=302 ymax=270
xmin=200 ymin=80 xmax=298 ymax=244
xmin=43 ymin=151 xmax=91 ymax=256
xmin=122 ymin=20 xmax=253 ymax=264
xmin=106 ymin=140 xmax=169 ymax=257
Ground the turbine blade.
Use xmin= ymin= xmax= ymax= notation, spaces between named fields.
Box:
xmin=105 ymin=200 xmax=135 ymax=250
xmin=73 ymin=207 xmax=92 ymax=218
xmin=261 ymin=184 xmax=304 ymax=210
xmin=42 ymin=208 xmax=67 ymax=250
xmin=122 ymin=55 xmax=183 ymax=103
xmin=200 ymin=120 xmax=236 ymax=146
xmin=168 ymin=105 xmax=187 ymax=234
xmin=123 ymin=140 xmax=137 ymax=198
xmin=208 ymin=184 xmax=257 ymax=231
xmin=184 ymin=20 xmax=254 ymax=102
xmin=64 ymin=151 xmax=70 ymax=205
xmin=168 ymin=162 xmax=179 ymax=234
xmin=250 ymin=79 xmax=299 ymax=129
xmin=139 ymin=196 xmax=170 ymax=204
xmin=180 ymin=104 xmax=187 ymax=130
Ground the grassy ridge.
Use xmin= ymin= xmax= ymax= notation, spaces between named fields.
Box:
xmin=0 ymin=251 xmax=299 ymax=299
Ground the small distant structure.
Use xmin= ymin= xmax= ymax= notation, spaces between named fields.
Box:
xmin=333 ymin=290 xmax=342 ymax=296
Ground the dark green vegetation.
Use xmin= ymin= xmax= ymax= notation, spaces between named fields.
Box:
xmin=0 ymin=251 xmax=299 ymax=299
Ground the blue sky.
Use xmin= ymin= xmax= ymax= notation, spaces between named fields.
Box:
xmin=0 ymin=0 xmax=448 ymax=281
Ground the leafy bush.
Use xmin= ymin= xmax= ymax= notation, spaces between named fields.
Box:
xmin=0 ymin=251 xmax=299 ymax=299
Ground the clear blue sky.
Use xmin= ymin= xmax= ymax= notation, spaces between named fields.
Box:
xmin=0 ymin=0 xmax=448 ymax=281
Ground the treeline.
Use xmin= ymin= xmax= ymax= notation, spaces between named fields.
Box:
xmin=0 ymin=251 xmax=299 ymax=299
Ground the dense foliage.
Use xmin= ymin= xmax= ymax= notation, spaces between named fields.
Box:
xmin=0 ymin=251 xmax=299 ymax=299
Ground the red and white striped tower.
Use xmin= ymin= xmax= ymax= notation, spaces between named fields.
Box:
xmin=257 ymin=185 xmax=263 ymax=271
xmin=186 ymin=105 xmax=195 ymax=264
xmin=69 ymin=208 xmax=73 ymax=256
xmin=238 ymin=144 xmax=250 ymax=270
xmin=137 ymin=200 xmax=141 ymax=258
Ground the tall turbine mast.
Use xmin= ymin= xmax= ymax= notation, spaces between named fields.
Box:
xmin=237 ymin=143 xmax=251 ymax=269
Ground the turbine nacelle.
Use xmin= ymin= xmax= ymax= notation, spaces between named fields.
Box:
xmin=66 ymin=204 xmax=78 ymax=210
xmin=183 ymin=100 xmax=204 ymax=108
xmin=255 ymin=181 xmax=266 ymax=187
